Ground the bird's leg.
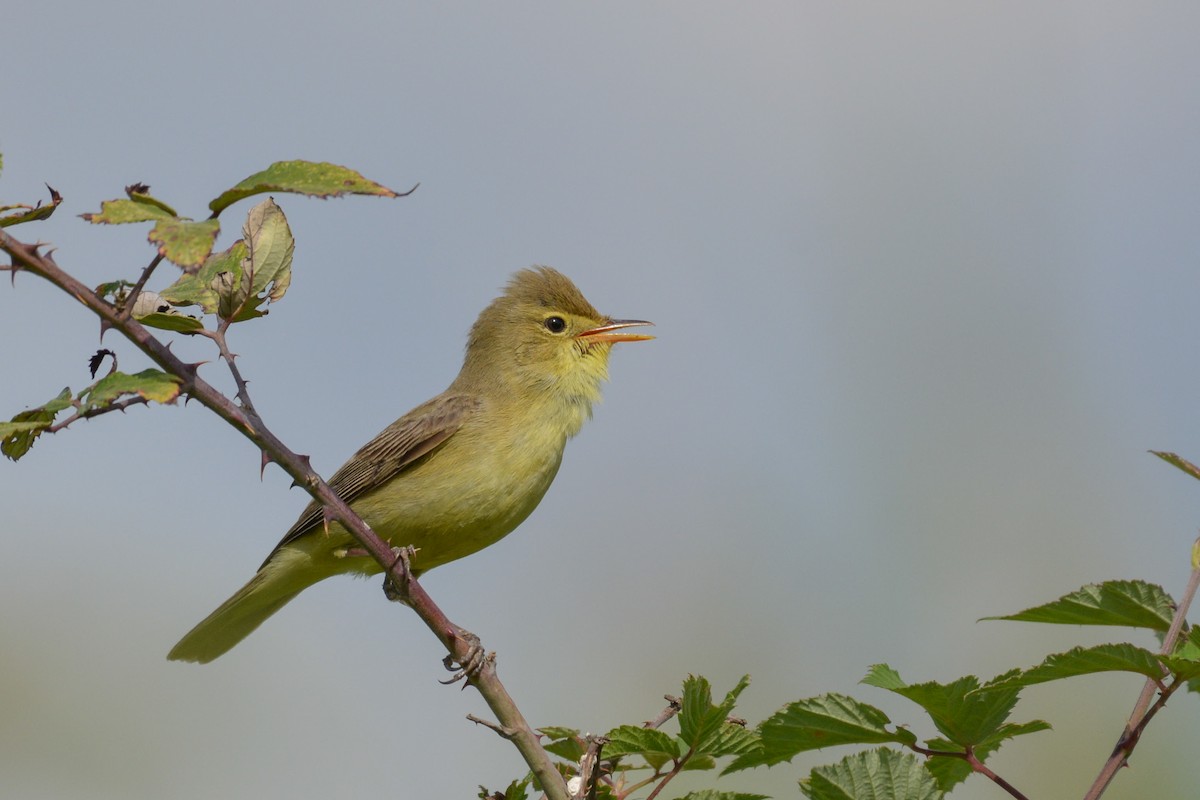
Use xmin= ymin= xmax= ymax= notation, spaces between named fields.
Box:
xmin=441 ymin=627 xmax=494 ymax=685
xmin=382 ymin=545 xmax=418 ymax=604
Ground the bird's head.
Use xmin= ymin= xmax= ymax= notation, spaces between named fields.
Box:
xmin=458 ymin=267 xmax=653 ymax=419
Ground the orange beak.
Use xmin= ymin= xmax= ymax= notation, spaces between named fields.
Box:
xmin=576 ymin=319 xmax=655 ymax=343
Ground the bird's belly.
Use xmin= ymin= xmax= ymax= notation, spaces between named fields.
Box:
xmin=345 ymin=441 xmax=564 ymax=574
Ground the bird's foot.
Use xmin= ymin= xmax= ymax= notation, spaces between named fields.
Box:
xmin=441 ymin=626 xmax=494 ymax=685
xmin=382 ymin=546 xmax=418 ymax=604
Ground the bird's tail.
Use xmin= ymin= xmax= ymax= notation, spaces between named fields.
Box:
xmin=168 ymin=547 xmax=331 ymax=664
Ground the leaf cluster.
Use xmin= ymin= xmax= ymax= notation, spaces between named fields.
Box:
xmin=484 ymin=576 xmax=1198 ymax=800
xmin=1 ymin=158 xmax=407 ymax=457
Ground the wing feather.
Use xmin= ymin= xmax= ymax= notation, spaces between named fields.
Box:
xmin=263 ymin=393 xmax=480 ymax=564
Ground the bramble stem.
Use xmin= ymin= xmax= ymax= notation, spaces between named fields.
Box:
xmin=0 ymin=227 xmax=570 ymax=800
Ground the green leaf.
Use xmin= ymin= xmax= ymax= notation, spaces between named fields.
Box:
xmin=230 ymin=197 xmax=294 ymax=319
xmin=982 ymin=580 xmax=1175 ymax=632
xmin=0 ymin=185 xmax=63 ymax=227
xmin=536 ymin=727 xmax=584 ymax=763
xmin=1151 ymin=450 xmax=1200 ymax=482
xmin=706 ymin=721 xmax=762 ymax=759
xmin=148 ymin=217 xmax=221 ymax=270
xmin=800 ymin=749 xmax=942 ymax=800
xmin=537 ymin=726 xmax=580 ymax=741
xmin=680 ymin=754 xmax=717 ymax=771
xmin=862 ymin=666 xmax=1019 ymax=747
xmin=602 ymin=724 xmax=681 ymax=760
xmin=923 ymin=721 xmax=1050 ymax=791
xmin=130 ymin=290 xmax=204 ymax=332
xmin=208 ymin=160 xmax=403 ymax=215
xmin=724 ymin=694 xmax=914 ymax=774
xmin=136 ymin=311 xmax=205 ymax=333
xmin=156 ymin=200 xmax=293 ymax=322
xmin=159 ymin=240 xmax=247 ymax=315
xmin=1 ymin=387 xmax=72 ymax=460
xmin=124 ymin=185 xmax=178 ymax=217
xmin=81 ymin=197 xmax=175 ymax=224
xmin=679 ymin=675 xmax=751 ymax=755
xmin=994 ymin=643 xmax=1167 ymax=688
xmin=676 ymin=791 xmax=769 ymax=800
xmin=477 ymin=777 xmax=530 ymax=800
xmin=81 ymin=369 xmax=181 ymax=409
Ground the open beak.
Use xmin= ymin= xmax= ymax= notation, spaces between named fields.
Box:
xmin=576 ymin=319 xmax=655 ymax=343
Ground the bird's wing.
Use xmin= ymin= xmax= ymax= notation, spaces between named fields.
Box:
xmin=263 ymin=393 xmax=482 ymax=562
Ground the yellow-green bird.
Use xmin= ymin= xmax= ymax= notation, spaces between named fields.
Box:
xmin=169 ymin=267 xmax=653 ymax=663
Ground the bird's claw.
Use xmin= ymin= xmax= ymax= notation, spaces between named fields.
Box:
xmin=382 ymin=546 xmax=417 ymax=603
xmin=440 ymin=628 xmax=493 ymax=685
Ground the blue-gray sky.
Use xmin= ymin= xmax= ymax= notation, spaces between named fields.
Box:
xmin=4 ymin=4 xmax=1200 ymax=798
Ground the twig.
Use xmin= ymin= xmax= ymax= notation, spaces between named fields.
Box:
xmin=910 ymin=744 xmax=1029 ymax=800
xmin=643 ymin=746 xmax=692 ymax=800
xmin=47 ymin=396 xmax=151 ymax=433
xmin=1083 ymin=536 xmax=1200 ymax=800
xmin=575 ymin=734 xmax=608 ymax=800
xmin=643 ymin=695 xmax=682 ymax=730
xmin=0 ymin=227 xmax=571 ymax=800
xmin=117 ymin=253 xmax=165 ymax=321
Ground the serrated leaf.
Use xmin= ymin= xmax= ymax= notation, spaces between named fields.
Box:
xmin=1 ymin=388 xmax=72 ymax=460
xmin=535 ymin=725 xmax=584 ymax=763
xmin=676 ymin=791 xmax=769 ymax=800
xmin=209 ymin=160 xmax=402 ymax=215
xmin=82 ymin=369 xmax=181 ymax=409
xmin=0 ymin=185 xmax=62 ymax=227
xmin=724 ymin=694 xmax=913 ymax=774
xmin=537 ymin=726 xmax=580 ymax=741
xmin=602 ymin=724 xmax=681 ymax=760
xmin=983 ymin=580 xmax=1175 ymax=632
xmin=862 ymin=667 xmax=1018 ymax=747
xmin=800 ymin=749 xmax=942 ymax=800
xmin=542 ymin=738 xmax=585 ymax=762
xmin=679 ymin=675 xmax=751 ymax=755
xmin=1151 ymin=450 xmax=1200 ymax=482
xmin=477 ymin=777 xmax=530 ymax=800
xmin=136 ymin=311 xmax=205 ymax=333
xmin=159 ymin=239 xmax=247 ymax=315
xmin=95 ymin=280 xmax=136 ymax=303
xmin=148 ymin=217 xmax=220 ymax=269
xmin=238 ymin=197 xmax=293 ymax=311
xmin=706 ymin=721 xmax=762 ymax=759
xmin=129 ymin=291 xmax=205 ymax=333
xmin=994 ymin=644 xmax=1167 ymax=688
xmin=922 ymin=721 xmax=1050 ymax=791
xmin=82 ymin=197 xmax=175 ymax=224
xmin=680 ymin=754 xmax=717 ymax=771
xmin=125 ymin=186 xmax=177 ymax=216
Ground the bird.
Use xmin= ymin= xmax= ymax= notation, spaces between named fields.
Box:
xmin=168 ymin=266 xmax=653 ymax=663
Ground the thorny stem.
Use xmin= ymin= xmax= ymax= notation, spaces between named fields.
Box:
xmin=118 ymin=252 xmax=165 ymax=320
xmin=48 ymin=396 xmax=150 ymax=432
xmin=642 ymin=747 xmax=692 ymax=800
xmin=0 ymin=228 xmax=570 ymax=800
xmin=910 ymin=744 xmax=1029 ymax=800
xmin=643 ymin=695 xmax=682 ymax=730
xmin=1083 ymin=540 xmax=1200 ymax=800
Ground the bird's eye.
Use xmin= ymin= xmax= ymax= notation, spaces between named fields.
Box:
xmin=544 ymin=315 xmax=567 ymax=334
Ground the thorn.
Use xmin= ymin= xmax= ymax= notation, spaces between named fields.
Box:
xmin=260 ymin=449 xmax=273 ymax=480
xmin=321 ymin=506 xmax=335 ymax=535
xmin=465 ymin=714 xmax=517 ymax=740
xmin=178 ymin=361 xmax=206 ymax=380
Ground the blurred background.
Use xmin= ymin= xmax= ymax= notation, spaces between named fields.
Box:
xmin=3 ymin=3 xmax=1200 ymax=798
